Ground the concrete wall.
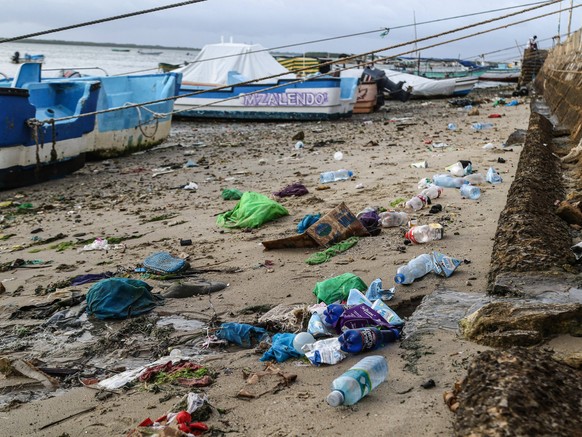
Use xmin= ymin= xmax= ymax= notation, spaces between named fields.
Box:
xmin=535 ymin=30 xmax=582 ymax=142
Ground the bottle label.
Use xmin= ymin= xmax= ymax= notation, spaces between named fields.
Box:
xmin=359 ymin=328 xmax=379 ymax=351
xmin=343 ymin=369 xmax=372 ymax=398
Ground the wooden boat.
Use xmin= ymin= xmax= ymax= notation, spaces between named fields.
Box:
xmin=111 ymin=48 xmax=130 ymax=52
xmin=174 ymin=43 xmax=358 ymax=121
xmin=159 ymin=62 xmax=183 ymax=73
xmin=277 ymin=57 xmax=320 ymax=77
xmin=138 ymin=50 xmax=163 ymax=55
xmin=0 ymin=63 xmax=181 ymax=189
xmin=11 ymin=52 xmax=45 ymax=64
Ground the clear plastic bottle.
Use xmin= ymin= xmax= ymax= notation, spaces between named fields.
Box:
xmin=432 ymin=174 xmax=468 ymax=188
xmin=463 ymin=173 xmax=486 ymax=185
xmin=394 ymin=253 xmax=434 ymax=284
xmin=326 ymin=355 xmax=388 ymax=407
xmin=405 ymin=194 xmax=427 ymax=211
xmin=460 ymin=184 xmax=481 ymax=200
xmin=472 ymin=122 xmax=493 ymax=131
xmin=420 ymin=185 xmax=443 ymax=200
xmin=338 ymin=327 xmax=400 ymax=353
xmin=379 ymin=211 xmax=408 ymax=227
xmin=447 ymin=123 xmax=457 ymax=130
xmin=319 ymin=169 xmax=354 ymax=184
xmin=404 ymin=223 xmax=444 ymax=244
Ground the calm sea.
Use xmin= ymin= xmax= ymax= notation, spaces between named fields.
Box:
xmin=0 ymin=41 xmax=199 ymax=78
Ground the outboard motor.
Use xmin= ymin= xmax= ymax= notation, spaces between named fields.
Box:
xmin=362 ymin=66 xmax=412 ymax=103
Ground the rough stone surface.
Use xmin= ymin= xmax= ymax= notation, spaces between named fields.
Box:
xmin=459 ymin=301 xmax=582 ymax=347
xmin=455 ymin=348 xmax=582 ymax=437
xmin=488 ymin=112 xmax=575 ymax=293
xmin=536 ymin=29 xmax=582 ymax=142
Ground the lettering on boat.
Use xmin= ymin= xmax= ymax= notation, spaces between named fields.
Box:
xmin=242 ymin=91 xmax=329 ymax=106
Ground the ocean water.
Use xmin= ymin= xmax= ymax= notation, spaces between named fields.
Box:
xmin=0 ymin=41 xmax=199 ymax=78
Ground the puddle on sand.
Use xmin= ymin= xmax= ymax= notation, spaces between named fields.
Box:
xmin=156 ymin=316 xmax=205 ymax=331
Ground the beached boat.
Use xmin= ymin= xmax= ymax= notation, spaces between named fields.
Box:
xmin=173 ymin=42 xmax=358 ymax=120
xmin=277 ymin=56 xmax=320 ymax=77
xmin=0 ymin=63 xmax=181 ymax=189
xmin=478 ymin=67 xmax=521 ymax=83
xmin=342 ymin=67 xmax=476 ymax=99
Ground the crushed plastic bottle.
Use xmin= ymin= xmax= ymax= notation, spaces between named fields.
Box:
xmin=486 ymin=167 xmax=503 ymax=184
xmin=472 ymin=122 xmax=493 ymax=131
xmin=326 ymin=355 xmax=388 ymax=406
xmin=432 ymin=174 xmax=468 ymax=188
xmin=420 ymin=185 xmax=443 ymax=201
xmin=394 ymin=253 xmax=434 ymax=284
xmin=405 ymin=194 xmax=428 ymax=211
xmin=404 ymin=223 xmax=444 ymax=244
xmin=379 ymin=211 xmax=408 ymax=227
xmin=463 ymin=173 xmax=486 ymax=185
xmin=460 ymin=184 xmax=481 ymax=200
xmin=447 ymin=123 xmax=457 ymax=130
xmin=319 ymin=169 xmax=354 ymax=184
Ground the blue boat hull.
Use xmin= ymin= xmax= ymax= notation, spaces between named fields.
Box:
xmin=174 ymin=76 xmax=357 ymax=121
xmin=0 ymin=66 xmax=182 ymax=189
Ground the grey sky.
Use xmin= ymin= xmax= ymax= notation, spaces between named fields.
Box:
xmin=2 ymin=0 xmax=580 ymax=62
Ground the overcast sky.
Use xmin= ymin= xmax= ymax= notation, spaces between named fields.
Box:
xmin=1 ymin=0 xmax=580 ymax=62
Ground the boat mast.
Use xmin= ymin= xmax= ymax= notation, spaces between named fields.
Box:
xmin=414 ymin=11 xmax=420 ymax=75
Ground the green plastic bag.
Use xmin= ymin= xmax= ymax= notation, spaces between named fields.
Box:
xmin=312 ymin=272 xmax=367 ymax=304
xmin=222 ymin=188 xmax=243 ymax=200
xmin=217 ymin=191 xmax=289 ymax=229
xmin=306 ymin=236 xmax=359 ymax=265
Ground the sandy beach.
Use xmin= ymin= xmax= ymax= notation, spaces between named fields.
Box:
xmin=1 ymin=87 xmax=579 ymax=436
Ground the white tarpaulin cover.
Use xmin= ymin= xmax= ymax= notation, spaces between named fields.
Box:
xmin=341 ymin=67 xmax=458 ymax=97
xmin=177 ymin=43 xmax=295 ymax=85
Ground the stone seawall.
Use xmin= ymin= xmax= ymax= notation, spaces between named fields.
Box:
xmin=535 ymin=30 xmax=582 ymax=142
xmin=487 ymin=112 xmax=574 ymax=293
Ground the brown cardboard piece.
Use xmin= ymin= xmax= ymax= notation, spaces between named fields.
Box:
xmin=262 ymin=202 xmax=369 ymax=250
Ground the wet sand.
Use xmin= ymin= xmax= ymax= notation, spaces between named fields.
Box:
xmin=2 ymin=89 xmax=577 ymax=436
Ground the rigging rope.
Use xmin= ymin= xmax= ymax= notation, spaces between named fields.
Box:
xmin=0 ymin=0 xmax=206 ymax=44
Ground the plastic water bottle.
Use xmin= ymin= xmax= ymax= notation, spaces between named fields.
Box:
xmin=338 ymin=327 xmax=400 ymax=353
xmin=319 ymin=169 xmax=354 ymax=184
xmin=432 ymin=174 xmax=468 ymax=188
xmin=379 ymin=211 xmax=408 ymax=227
xmin=486 ymin=167 xmax=503 ymax=184
xmin=394 ymin=253 xmax=434 ymax=284
xmin=460 ymin=184 xmax=481 ymax=200
xmin=404 ymin=223 xmax=443 ymax=244
xmin=326 ymin=355 xmax=388 ymax=407
xmin=463 ymin=173 xmax=486 ymax=185
xmin=472 ymin=122 xmax=493 ymax=131
xmin=405 ymin=194 xmax=427 ymax=211
xmin=420 ymin=185 xmax=443 ymax=200
xmin=447 ymin=123 xmax=457 ymax=130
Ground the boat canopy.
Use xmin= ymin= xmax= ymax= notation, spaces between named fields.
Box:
xmin=177 ymin=43 xmax=295 ymax=85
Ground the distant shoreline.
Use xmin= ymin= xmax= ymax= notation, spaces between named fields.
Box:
xmin=2 ymin=37 xmax=199 ymax=52
xmin=1 ymin=37 xmax=341 ymax=58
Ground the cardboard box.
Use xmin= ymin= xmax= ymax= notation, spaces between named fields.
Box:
xmin=262 ymin=202 xmax=369 ymax=250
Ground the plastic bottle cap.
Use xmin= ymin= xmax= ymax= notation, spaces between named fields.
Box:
xmin=292 ymin=332 xmax=315 ymax=355
xmin=347 ymin=170 xmax=354 ymax=177
xmin=326 ymin=390 xmax=344 ymax=407
xmin=394 ymin=273 xmax=405 ymax=284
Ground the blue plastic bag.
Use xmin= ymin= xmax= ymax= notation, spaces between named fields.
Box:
xmin=86 ymin=278 xmax=163 ymax=320
xmin=260 ymin=333 xmax=302 ymax=362
xmin=297 ymin=213 xmax=321 ymax=233
xmin=216 ymin=322 xmax=267 ymax=348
